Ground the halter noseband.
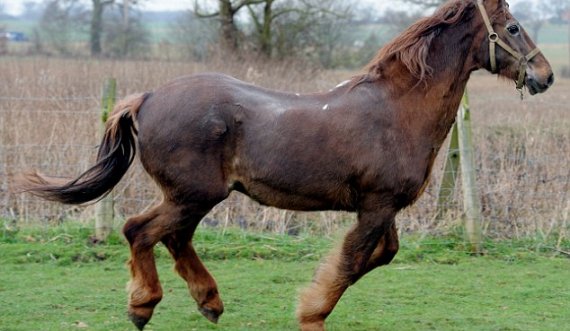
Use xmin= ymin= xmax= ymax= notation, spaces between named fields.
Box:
xmin=477 ymin=0 xmax=541 ymax=92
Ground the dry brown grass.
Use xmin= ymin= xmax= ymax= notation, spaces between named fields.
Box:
xmin=1 ymin=56 xmax=568 ymax=240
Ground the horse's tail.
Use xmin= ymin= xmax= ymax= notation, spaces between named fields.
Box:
xmin=18 ymin=92 xmax=150 ymax=204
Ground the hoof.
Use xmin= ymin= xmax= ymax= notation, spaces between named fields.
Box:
xmin=198 ymin=305 xmax=222 ymax=324
xmin=128 ymin=311 xmax=150 ymax=330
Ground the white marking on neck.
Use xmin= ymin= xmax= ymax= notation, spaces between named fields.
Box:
xmin=322 ymin=104 xmax=329 ymax=110
xmin=335 ymin=80 xmax=350 ymax=88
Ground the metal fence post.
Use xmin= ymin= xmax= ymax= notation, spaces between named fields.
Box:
xmin=95 ymin=78 xmax=116 ymax=241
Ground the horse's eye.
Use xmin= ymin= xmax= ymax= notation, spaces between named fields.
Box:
xmin=507 ymin=24 xmax=520 ymax=35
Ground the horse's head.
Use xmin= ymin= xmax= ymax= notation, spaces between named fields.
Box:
xmin=474 ymin=0 xmax=554 ymax=95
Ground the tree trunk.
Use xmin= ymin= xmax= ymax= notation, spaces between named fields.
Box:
xmin=123 ymin=0 xmax=129 ymax=28
xmin=260 ymin=0 xmax=273 ymax=57
xmin=219 ymin=0 xmax=239 ymax=51
xmin=91 ymin=0 xmax=104 ymax=56
xmin=122 ymin=0 xmax=130 ymax=57
xmin=91 ymin=0 xmax=113 ymax=56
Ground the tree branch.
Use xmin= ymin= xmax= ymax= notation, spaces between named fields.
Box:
xmin=246 ymin=4 xmax=263 ymax=31
xmin=234 ymin=0 xmax=265 ymax=13
xmin=193 ymin=0 xmax=220 ymax=18
xmin=295 ymin=0 xmax=351 ymax=20
xmin=271 ymin=7 xmax=304 ymax=20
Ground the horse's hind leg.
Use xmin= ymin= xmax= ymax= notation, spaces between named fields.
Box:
xmin=162 ymin=219 xmax=223 ymax=323
xmin=297 ymin=202 xmax=397 ymax=331
xmin=122 ymin=202 xmax=183 ymax=330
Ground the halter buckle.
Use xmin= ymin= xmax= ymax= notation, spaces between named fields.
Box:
xmin=488 ymin=32 xmax=498 ymax=42
xmin=517 ymin=87 xmax=524 ymax=100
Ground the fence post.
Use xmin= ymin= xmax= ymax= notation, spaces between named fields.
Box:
xmin=436 ymin=123 xmax=460 ymax=218
xmin=456 ymin=92 xmax=482 ymax=253
xmin=95 ymin=78 xmax=116 ymax=241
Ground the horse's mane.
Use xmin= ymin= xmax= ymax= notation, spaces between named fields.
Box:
xmin=364 ymin=0 xmax=476 ymax=83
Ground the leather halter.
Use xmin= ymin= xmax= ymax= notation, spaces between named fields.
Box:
xmin=477 ymin=0 xmax=541 ymax=92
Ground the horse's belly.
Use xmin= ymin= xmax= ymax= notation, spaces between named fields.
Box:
xmin=232 ymin=181 xmax=354 ymax=212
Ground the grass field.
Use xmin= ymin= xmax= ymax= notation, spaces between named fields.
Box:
xmin=1 ymin=225 xmax=569 ymax=331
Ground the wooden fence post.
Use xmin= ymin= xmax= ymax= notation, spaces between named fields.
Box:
xmin=95 ymin=78 xmax=116 ymax=241
xmin=456 ymin=93 xmax=482 ymax=253
xmin=436 ymin=122 xmax=460 ymax=218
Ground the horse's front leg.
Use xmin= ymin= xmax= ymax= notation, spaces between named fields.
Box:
xmin=162 ymin=228 xmax=224 ymax=324
xmin=297 ymin=199 xmax=397 ymax=331
xmin=363 ymin=222 xmax=400 ymax=274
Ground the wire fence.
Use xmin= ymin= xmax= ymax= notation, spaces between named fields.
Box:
xmin=0 ymin=58 xmax=568 ymax=240
xmin=2 ymin=94 xmax=568 ymax=241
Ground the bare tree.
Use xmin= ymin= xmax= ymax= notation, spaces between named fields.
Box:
xmin=275 ymin=0 xmax=353 ymax=63
xmin=195 ymin=0 xmax=264 ymax=51
xmin=39 ymin=0 xmax=88 ymax=55
xmin=245 ymin=0 xmax=351 ymax=58
xmin=91 ymin=0 xmax=114 ymax=56
xmin=118 ymin=0 xmax=138 ymax=56
xmin=194 ymin=0 xmax=353 ymax=61
xmin=172 ymin=10 xmax=217 ymax=60
xmin=246 ymin=0 xmax=275 ymax=56
xmin=103 ymin=1 xmax=149 ymax=58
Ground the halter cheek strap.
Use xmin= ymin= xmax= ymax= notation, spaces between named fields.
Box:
xmin=477 ymin=0 xmax=541 ymax=92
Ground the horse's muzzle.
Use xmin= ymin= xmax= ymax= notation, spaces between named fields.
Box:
xmin=526 ymin=71 xmax=554 ymax=95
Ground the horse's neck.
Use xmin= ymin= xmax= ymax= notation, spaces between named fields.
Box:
xmin=397 ymin=25 xmax=476 ymax=149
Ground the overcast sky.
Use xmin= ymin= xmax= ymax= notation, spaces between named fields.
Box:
xmin=4 ymin=0 xmax=532 ymax=16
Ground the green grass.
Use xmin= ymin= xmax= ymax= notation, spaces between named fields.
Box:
xmin=0 ymin=225 xmax=569 ymax=331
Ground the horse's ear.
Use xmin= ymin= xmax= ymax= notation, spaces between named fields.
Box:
xmin=442 ymin=3 xmax=459 ymax=20
xmin=440 ymin=0 xmax=474 ymax=25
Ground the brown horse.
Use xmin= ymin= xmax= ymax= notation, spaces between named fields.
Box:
xmin=19 ymin=0 xmax=553 ymax=330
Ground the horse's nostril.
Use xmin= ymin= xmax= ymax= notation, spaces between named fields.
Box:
xmin=547 ymin=72 xmax=555 ymax=87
